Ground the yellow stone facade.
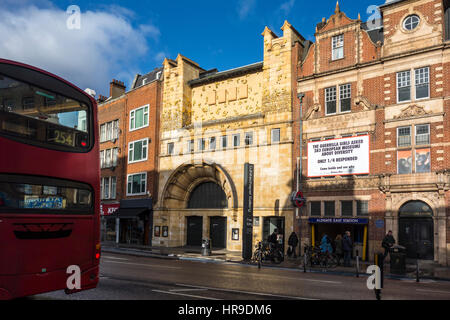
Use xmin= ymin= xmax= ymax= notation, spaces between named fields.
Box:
xmin=153 ymin=22 xmax=303 ymax=252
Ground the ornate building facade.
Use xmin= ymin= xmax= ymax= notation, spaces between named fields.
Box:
xmin=295 ymin=0 xmax=450 ymax=265
xmin=153 ymin=22 xmax=307 ymax=251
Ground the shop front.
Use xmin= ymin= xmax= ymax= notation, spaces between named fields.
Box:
xmin=115 ymin=198 xmax=153 ymax=246
xmin=100 ymin=202 xmax=120 ymax=243
xmin=309 ymin=218 xmax=369 ymax=261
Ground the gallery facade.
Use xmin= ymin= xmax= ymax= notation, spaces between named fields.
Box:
xmin=153 ymin=22 xmax=308 ymax=252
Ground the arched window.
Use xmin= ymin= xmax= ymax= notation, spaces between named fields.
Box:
xmin=399 ymin=201 xmax=433 ymax=217
xmin=188 ymin=182 xmax=228 ymax=209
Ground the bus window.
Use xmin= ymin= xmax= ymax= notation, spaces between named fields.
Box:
xmin=0 ymin=74 xmax=90 ymax=151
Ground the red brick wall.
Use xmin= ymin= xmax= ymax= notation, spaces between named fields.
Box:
xmin=124 ymin=81 xmax=162 ymax=202
xmin=98 ymin=97 xmax=126 ymax=201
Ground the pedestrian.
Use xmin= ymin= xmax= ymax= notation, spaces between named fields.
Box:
xmin=287 ymin=232 xmax=299 ymax=259
xmin=320 ymin=234 xmax=333 ymax=254
xmin=334 ymin=234 xmax=343 ymax=266
xmin=382 ymin=230 xmax=396 ymax=261
xmin=342 ymin=231 xmax=353 ymax=267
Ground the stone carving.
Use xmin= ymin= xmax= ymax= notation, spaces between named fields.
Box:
xmin=394 ymin=104 xmax=430 ymax=120
xmin=304 ymin=104 xmax=321 ymax=120
xmin=355 ymin=96 xmax=376 ymax=111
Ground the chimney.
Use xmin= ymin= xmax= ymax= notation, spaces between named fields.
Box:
xmin=97 ymin=95 xmax=108 ymax=103
xmin=109 ymin=79 xmax=126 ymax=99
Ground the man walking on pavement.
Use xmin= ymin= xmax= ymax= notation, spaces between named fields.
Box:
xmin=342 ymin=231 xmax=353 ymax=267
xmin=382 ymin=230 xmax=396 ymax=261
xmin=288 ymin=231 xmax=299 ymax=259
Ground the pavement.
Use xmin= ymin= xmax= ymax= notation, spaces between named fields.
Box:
xmin=101 ymin=242 xmax=450 ymax=281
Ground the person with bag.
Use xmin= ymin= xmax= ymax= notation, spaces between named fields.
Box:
xmin=287 ymin=232 xmax=299 ymax=259
xmin=382 ymin=230 xmax=396 ymax=261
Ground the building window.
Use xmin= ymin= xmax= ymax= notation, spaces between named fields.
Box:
xmin=397 ymin=126 xmax=411 ymax=147
xmin=167 ymin=142 xmax=174 ymax=155
xmin=127 ymin=173 xmax=147 ymax=196
xmin=339 ymin=84 xmax=351 ymax=113
xmin=415 ymin=67 xmax=429 ymax=100
xmin=397 ymin=71 xmax=411 ymax=102
xmin=325 ymin=87 xmax=337 ymax=115
xmin=332 ymin=34 xmax=344 ymax=60
xmin=130 ymin=105 xmax=149 ymax=131
xmin=100 ymin=148 xmax=118 ymax=169
xmin=324 ymin=201 xmax=335 ymax=217
xmin=221 ymin=136 xmax=228 ymax=149
xmin=341 ymin=201 xmax=353 ymax=217
xmin=397 ymin=124 xmax=431 ymax=175
xmin=128 ymin=138 xmax=148 ymax=163
xmin=357 ymin=201 xmax=369 ymax=216
xmin=310 ymin=202 xmax=321 ymax=216
xmin=198 ymin=139 xmax=205 ymax=151
xmin=100 ymin=120 xmax=119 ymax=143
xmin=245 ymin=132 xmax=253 ymax=146
xmin=188 ymin=140 xmax=194 ymax=153
xmin=233 ymin=134 xmax=240 ymax=147
xmin=271 ymin=128 xmax=281 ymax=144
xmin=101 ymin=176 xmax=117 ymax=200
xmin=209 ymin=137 xmax=216 ymax=150
xmin=415 ymin=124 xmax=430 ymax=146
xmin=403 ymin=14 xmax=420 ymax=31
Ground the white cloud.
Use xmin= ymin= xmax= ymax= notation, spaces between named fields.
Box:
xmin=279 ymin=0 xmax=296 ymax=16
xmin=0 ymin=3 xmax=161 ymax=96
xmin=237 ymin=0 xmax=257 ymax=20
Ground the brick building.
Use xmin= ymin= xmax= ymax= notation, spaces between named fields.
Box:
xmin=294 ymin=0 xmax=450 ymax=265
xmin=98 ymin=68 xmax=163 ymax=246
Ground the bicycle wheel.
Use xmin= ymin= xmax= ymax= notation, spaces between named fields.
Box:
xmin=326 ymin=255 xmax=339 ymax=269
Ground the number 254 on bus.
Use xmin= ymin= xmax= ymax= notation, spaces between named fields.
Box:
xmin=0 ymin=59 xmax=101 ymax=300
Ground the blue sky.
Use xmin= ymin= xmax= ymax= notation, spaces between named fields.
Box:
xmin=0 ymin=0 xmax=384 ymax=96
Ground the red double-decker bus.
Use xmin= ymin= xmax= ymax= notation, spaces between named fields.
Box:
xmin=0 ymin=59 xmax=100 ymax=300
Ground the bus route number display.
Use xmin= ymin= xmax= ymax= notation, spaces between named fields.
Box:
xmin=48 ymin=128 xmax=75 ymax=147
xmin=307 ymin=135 xmax=370 ymax=178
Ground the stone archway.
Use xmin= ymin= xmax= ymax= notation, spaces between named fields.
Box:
xmin=161 ymin=160 xmax=238 ymax=211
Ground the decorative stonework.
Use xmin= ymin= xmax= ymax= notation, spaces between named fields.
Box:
xmin=394 ymin=104 xmax=430 ymax=120
xmin=355 ymin=96 xmax=376 ymax=111
xmin=304 ymin=104 xmax=321 ymax=120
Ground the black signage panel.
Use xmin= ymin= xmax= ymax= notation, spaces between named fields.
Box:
xmin=242 ymin=163 xmax=254 ymax=260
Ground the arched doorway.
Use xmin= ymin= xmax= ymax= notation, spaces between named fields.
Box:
xmin=187 ymin=182 xmax=228 ymax=249
xmin=398 ymin=201 xmax=434 ymax=260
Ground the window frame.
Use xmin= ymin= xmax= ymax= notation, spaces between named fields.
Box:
xmin=129 ymin=105 xmax=150 ymax=132
xmin=403 ymin=14 xmax=420 ymax=31
xmin=126 ymin=172 xmax=147 ymax=196
xmin=325 ymin=86 xmax=337 ymax=115
xmin=397 ymin=126 xmax=412 ymax=148
xmin=397 ymin=70 xmax=412 ymax=103
xmin=128 ymin=138 xmax=149 ymax=164
xmin=339 ymin=83 xmax=352 ymax=113
xmin=271 ymin=128 xmax=281 ymax=144
xmin=221 ymin=136 xmax=228 ymax=149
xmin=245 ymin=132 xmax=253 ymax=146
xmin=310 ymin=201 xmax=322 ymax=217
xmin=167 ymin=142 xmax=175 ymax=155
xmin=232 ymin=134 xmax=240 ymax=148
xmin=415 ymin=124 xmax=430 ymax=146
xmin=332 ymin=34 xmax=344 ymax=61
xmin=209 ymin=137 xmax=216 ymax=151
xmin=414 ymin=67 xmax=430 ymax=101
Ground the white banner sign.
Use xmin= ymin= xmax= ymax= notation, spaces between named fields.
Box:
xmin=307 ymin=136 xmax=370 ymax=177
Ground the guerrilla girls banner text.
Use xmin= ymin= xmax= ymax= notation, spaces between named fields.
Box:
xmin=307 ymin=136 xmax=370 ymax=177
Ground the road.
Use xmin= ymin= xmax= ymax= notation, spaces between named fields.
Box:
xmin=32 ymin=252 xmax=450 ymax=301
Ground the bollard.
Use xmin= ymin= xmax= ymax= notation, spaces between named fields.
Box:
xmin=416 ymin=253 xmax=420 ymax=283
xmin=304 ymin=247 xmax=308 ymax=273
xmin=356 ymin=250 xmax=360 ymax=278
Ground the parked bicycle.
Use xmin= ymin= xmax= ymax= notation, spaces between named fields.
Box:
xmin=252 ymin=241 xmax=284 ymax=268
xmin=301 ymin=245 xmax=338 ymax=269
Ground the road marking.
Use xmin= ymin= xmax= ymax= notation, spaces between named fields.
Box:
xmin=417 ymin=289 xmax=450 ymax=295
xmin=170 ymin=289 xmax=209 ymax=293
xmin=102 ymin=256 xmax=130 ymax=261
xmin=175 ymin=283 xmax=319 ymax=300
xmin=102 ymin=260 xmax=182 ymax=269
xmin=152 ymin=289 xmax=221 ymax=300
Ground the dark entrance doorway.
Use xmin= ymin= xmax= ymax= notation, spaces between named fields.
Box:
xmin=186 ymin=216 xmax=203 ymax=246
xmin=210 ymin=217 xmax=227 ymax=249
xmin=398 ymin=201 xmax=434 ymax=260
xmin=263 ymin=217 xmax=285 ymax=251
